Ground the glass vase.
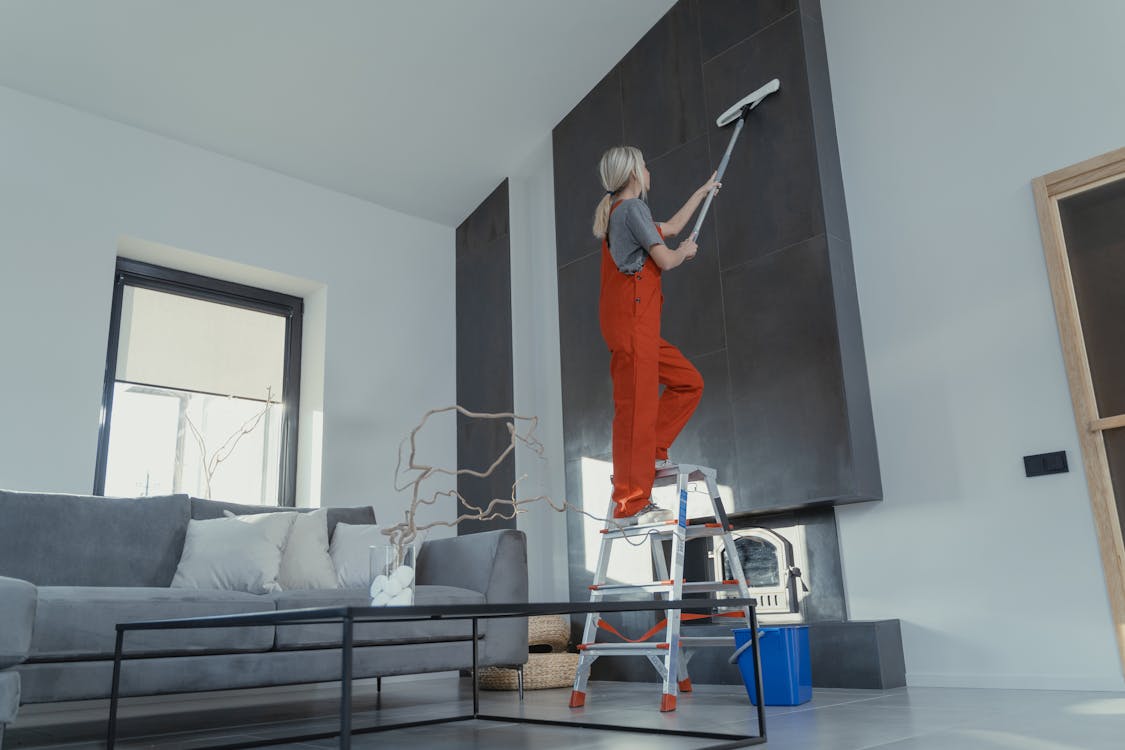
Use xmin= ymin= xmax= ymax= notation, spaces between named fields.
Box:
xmin=369 ymin=544 xmax=416 ymax=606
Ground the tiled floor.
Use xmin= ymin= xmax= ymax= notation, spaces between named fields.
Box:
xmin=7 ymin=676 xmax=1125 ymax=749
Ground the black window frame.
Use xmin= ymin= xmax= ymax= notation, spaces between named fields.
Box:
xmin=94 ymin=258 xmax=304 ymax=507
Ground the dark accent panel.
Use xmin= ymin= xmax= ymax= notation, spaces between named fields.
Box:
xmin=724 ymin=236 xmax=850 ymax=512
xmin=455 ymin=234 xmax=513 ymax=413
xmin=1059 ymin=178 xmax=1125 ymax=417
xmin=552 ymin=4 xmax=882 ymax=657
xmin=799 ymin=0 xmax=823 ymax=22
xmin=620 ymin=1 xmax=706 ymax=160
xmin=646 ymin=136 xmax=726 ymax=357
xmin=798 ymin=507 xmax=848 ymax=622
xmin=696 ymin=0 xmax=797 ymax=63
xmin=827 ymin=234 xmax=882 ymax=500
xmin=808 ymin=620 xmax=907 ymax=689
xmin=456 ymin=181 xmax=515 ymax=535
xmin=703 ymin=11 xmax=823 ymax=268
xmin=552 ymin=69 xmax=624 ymax=268
xmin=456 ymin=417 xmax=516 ymax=536
xmin=456 ymin=179 xmax=509 ymax=247
xmin=557 ymin=253 xmax=613 ymax=463
xmin=666 ymin=349 xmax=739 ymax=493
xmin=802 ymin=11 xmax=850 ymax=242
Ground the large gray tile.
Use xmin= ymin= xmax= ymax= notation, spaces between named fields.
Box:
xmin=557 ymin=252 xmax=612 ymax=464
xmin=645 ymin=135 xmax=726 ymax=359
xmin=696 ymin=0 xmax=798 ymax=62
xmin=552 ymin=68 xmax=623 ymax=268
xmin=722 ymin=236 xmax=850 ymax=513
xmin=703 ymin=11 xmax=823 ymax=268
xmin=14 ymin=679 xmax=1125 ymax=750
xmin=661 ymin=349 xmax=738 ymax=494
xmin=620 ymin=1 xmax=706 ymax=161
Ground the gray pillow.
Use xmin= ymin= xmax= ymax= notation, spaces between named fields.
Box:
xmin=0 ymin=490 xmax=190 ymax=587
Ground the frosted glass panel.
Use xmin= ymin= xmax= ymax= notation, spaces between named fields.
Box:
xmin=117 ymin=286 xmax=285 ymax=401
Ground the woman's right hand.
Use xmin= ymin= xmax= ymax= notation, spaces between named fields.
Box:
xmin=678 ymin=238 xmax=698 ymax=261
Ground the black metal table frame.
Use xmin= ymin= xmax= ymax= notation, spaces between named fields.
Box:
xmin=107 ymin=598 xmax=766 ymax=749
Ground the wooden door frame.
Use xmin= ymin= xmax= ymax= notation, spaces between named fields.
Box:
xmin=1032 ymin=146 xmax=1125 ymax=676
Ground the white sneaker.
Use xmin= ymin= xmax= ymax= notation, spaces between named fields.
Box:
xmin=616 ymin=501 xmax=674 ymax=526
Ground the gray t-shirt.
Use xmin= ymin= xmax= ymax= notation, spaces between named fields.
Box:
xmin=608 ymin=198 xmax=663 ymax=274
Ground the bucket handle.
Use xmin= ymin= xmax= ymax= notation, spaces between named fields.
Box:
xmin=728 ymin=630 xmax=766 ymax=664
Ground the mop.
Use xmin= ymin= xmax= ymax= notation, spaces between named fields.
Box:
xmin=689 ymin=78 xmax=781 ymax=243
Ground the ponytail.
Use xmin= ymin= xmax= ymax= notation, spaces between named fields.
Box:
xmin=591 ymin=146 xmax=647 ymax=239
xmin=593 ymin=194 xmax=614 ymax=239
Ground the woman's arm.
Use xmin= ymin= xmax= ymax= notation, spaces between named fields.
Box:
xmin=660 ymin=173 xmax=721 ymax=237
xmin=648 ymin=238 xmax=699 ymax=271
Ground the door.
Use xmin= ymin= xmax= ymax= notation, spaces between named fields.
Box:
xmin=1034 ymin=147 xmax=1125 ymax=675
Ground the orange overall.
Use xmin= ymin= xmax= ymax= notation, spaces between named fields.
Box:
xmin=600 ymin=201 xmax=704 ymax=518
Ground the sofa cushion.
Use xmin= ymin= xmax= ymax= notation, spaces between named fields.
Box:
xmin=190 ymin=497 xmax=376 ymax=538
xmin=0 ymin=491 xmax=190 ymax=587
xmin=272 ymin=585 xmax=484 ymax=650
xmin=29 ymin=587 xmax=275 ymax=661
xmin=0 ymin=576 xmax=35 ymax=669
xmin=171 ymin=512 xmax=295 ymax=594
xmin=0 ymin=671 xmax=18 ymax=725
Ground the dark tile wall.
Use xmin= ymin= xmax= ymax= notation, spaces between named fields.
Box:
xmin=456 ymin=180 xmax=516 ymax=535
xmin=551 ymin=0 xmax=881 ymax=524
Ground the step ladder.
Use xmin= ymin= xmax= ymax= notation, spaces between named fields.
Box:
xmin=569 ymin=462 xmax=754 ymax=712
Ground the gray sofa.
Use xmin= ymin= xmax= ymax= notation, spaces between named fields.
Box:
xmin=0 ymin=489 xmax=528 ymax=743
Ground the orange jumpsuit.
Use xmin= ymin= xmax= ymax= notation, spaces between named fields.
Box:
xmin=599 ymin=201 xmax=704 ymax=518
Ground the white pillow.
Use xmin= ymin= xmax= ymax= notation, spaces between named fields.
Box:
xmin=278 ymin=508 xmax=339 ymax=590
xmin=329 ymin=522 xmax=384 ymax=589
xmin=171 ymin=511 xmax=296 ymax=594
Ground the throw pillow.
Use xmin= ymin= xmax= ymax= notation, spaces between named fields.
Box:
xmin=278 ymin=508 xmax=339 ymax=590
xmin=171 ymin=511 xmax=296 ymax=594
xmin=329 ymin=522 xmax=384 ymax=589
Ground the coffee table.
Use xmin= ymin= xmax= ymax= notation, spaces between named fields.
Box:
xmin=107 ymin=598 xmax=765 ymax=749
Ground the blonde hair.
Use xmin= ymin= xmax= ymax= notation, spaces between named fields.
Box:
xmin=592 ymin=146 xmax=647 ymax=239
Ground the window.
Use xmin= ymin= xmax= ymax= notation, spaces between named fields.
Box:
xmin=94 ymin=259 xmax=303 ymax=506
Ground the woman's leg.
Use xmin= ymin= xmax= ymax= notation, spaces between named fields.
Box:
xmin=653 ymin=339 xmax=704 ymax=461
xmin=609 ymin=345 xmax=661 ymax=518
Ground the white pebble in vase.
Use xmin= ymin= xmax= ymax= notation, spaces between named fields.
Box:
xmin=369 ymin=574 xmax=390 ymax=599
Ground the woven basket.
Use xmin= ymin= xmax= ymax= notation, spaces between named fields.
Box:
xmin=479 ymin=652 xmax=580 ymax=691
xmin=528 ymin=615 xmax=570 ymax=652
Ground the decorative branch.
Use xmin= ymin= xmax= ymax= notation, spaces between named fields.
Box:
xmin=382 ymin=405 xmax=630 ymax=559
xmin=183 ymin=387 xmax=277 ymax=499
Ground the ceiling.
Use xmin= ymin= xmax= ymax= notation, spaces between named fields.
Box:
xmin=0 ymin=0 xmax=675 ymax=226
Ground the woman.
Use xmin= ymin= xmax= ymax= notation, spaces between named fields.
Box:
xmin=592 ymin=145 xmax=719 ymax=523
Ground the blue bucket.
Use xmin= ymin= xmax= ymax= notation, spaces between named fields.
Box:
xmin=731 ymin=625 xmax=812 ymax=706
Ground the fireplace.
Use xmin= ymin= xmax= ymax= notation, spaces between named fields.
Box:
xmin=713 ymin=526 xmax=807 ymax=622
xmin=675 ymin=507 xmax=846 ymax=626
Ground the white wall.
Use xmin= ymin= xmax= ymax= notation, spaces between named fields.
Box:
xmin=0 ymin=85 xmax=457 ymax=531
xmin=509 ymin=136 xmax=571 ymax=602
xmin=822 ymin=0 xmax=1125 ymax=689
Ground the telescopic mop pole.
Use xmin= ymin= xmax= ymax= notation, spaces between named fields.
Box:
xmin=688 ymin=116 xmax=746 ymax=243
xmin=688 ymin=78 xmax=780 ymax=243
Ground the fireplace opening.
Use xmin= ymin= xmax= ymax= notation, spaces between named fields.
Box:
xmin=713 ymin=527 xmax=805 ymax=620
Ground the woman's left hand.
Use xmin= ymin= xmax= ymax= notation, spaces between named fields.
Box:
xmin=699 ymin=171 xmax=722 ymax=196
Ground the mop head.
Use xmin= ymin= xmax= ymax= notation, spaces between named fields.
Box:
xmin=716 ymin=78 xmax=781 ymax=126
